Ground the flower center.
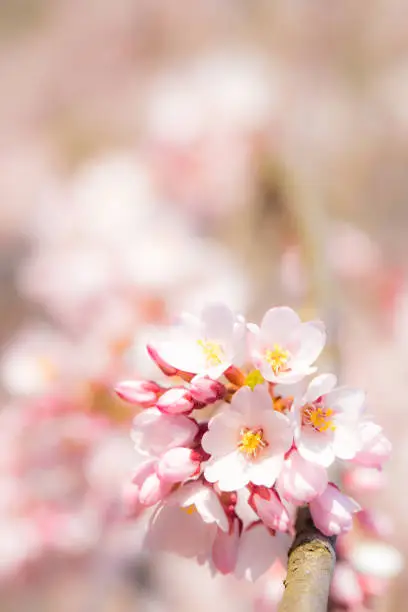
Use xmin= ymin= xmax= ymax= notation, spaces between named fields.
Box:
xmin=197 ymin=339 xmax=225 ymax=366
xmin=264 ymin=344 xmax=290 ymax=375
xmin=302 ymin=404 xmax=336 ymax=433
xmin=273 ymin=395 xmax=293 ymax=414
xmin=182 ymin=504 xmax=197 ymax=515
xmin=238 ymin=427 xmax=267 ymax=458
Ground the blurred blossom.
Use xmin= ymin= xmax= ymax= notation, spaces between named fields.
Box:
xmin=1 ymin=0 xmax=408 ymax=610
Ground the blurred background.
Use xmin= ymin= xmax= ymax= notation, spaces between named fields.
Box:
xmin=0 ymin=0 xmax=407 ymax=610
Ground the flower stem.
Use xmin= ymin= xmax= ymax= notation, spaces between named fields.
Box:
xmin=278 ymin=507 xmax=336 ymax=612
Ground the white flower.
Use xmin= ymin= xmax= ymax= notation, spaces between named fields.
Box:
xmin=202 ymin=386 xmax=292 ymax=491
xmin=145 ymin=481 xmax=228 ymax=559
xmin=152 ymin=302 xmax=246 ymax=378
xmin=250 ymin=307 xmax=326 ymax=384
xmin=293 ymin=374 xmax=366 ymax=467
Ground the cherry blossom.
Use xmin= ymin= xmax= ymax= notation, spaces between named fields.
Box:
xmin=150 ymin=303 xmax=246 ymax=379
xmin=145 ymin=481 xmax=228 ymax=559
xmin=118 ymin=302 xmax=392 ymax=586
xmin=250 ymin=307 xmax=326 ymax=384
xmin=202 ymin=385 xmax=292 ymax=491
xmin=293 ymin=374 xmax=366 ymax=467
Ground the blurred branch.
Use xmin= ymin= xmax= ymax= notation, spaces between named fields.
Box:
xmin=278 ymin=507 xmax=336 ymax=612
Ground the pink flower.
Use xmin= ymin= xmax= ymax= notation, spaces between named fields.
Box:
xmin=250 ymin=307 xmax=326 ymax=384
xmin=249 ymin=487 xmax=291 ymax=532
xmin=277 ymin=450 xmax=328 ymax=505
xmin=352 ymin=421 xmax=391 ymax=468
xmin=145 ymin=481 xmax=228 ymax=559
xmin=150 ymin=303 xmax=246 ymax=379
xmin=132 ymin=459 xmax=172 ymax=507
xmin=156 ymin=387 xmax=195 ymax=415
xmin=309 ymin=484 xmax=360 ymax=536
xmin=115 ymin=380 xmax=162 ymax=407
xmin=157 ymin=447 xmax=201 ymax=483
xmin=202 ymin=386 xmax=292 ymax=491
xmin=234 ymin=524 xmax=289 ymax=582
xmin=189 ymin=375 xmax=226 ymax=403
xmin=293 ymin=374 xmax=366 ymax=467
xmin=131 ymin=408 xmax=198 ymax=457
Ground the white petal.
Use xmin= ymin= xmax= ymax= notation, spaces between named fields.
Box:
xmin=204 ymin=451 xmax=249 ymax=491
xmin=333 ymin=425 xmax=361 ymax=460
xmin=195 ymin=487 xmax=229 ymax=532
xmin=247 ymin=453 xmax=284 ymax=487
xmin=296 ymin=430 xmax=335 ymax=467
xmin=260 ymin=307 xmax=300 ymax=346
xmin=201 ymin=303 xmax=234 ymax=341
xmin=202 ymin=408 xmax=241 ymax=457
xmin=305 ymin=373 xmax=337 ymax=403
xmin=262 ymin=410 xmax=293 ymax=452
xmin=290 ymin=321 xmax=326 ymax=365
xmin=326 ymin=387 xmax=366 ymax=418
xmin=230 ymin=385 xmax=253 ymax=420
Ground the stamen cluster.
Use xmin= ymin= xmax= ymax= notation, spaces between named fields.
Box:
xmin=116 ymin=304 xmax=391 ymax=582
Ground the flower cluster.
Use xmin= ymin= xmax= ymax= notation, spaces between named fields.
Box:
xmin=117 ymin=304 xmax=391 ymax=582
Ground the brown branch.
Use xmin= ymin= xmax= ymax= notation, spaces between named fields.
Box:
xmin=278 ymin=507 xmax=336 ymax=612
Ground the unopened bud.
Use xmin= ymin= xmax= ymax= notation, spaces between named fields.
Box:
xmin=189 ymin=376 xmax=226 ymax=404
xmin=115 ymin=380 xmax=161 ymax=407
xmin=156 ymin=387 xmax=195 ymax=415
xmin=157 ymin=447 xmax=201 ymax=483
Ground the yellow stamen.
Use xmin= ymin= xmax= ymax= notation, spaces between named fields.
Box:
xmin=197 ymin=339 xmax=225 ymax=366
xmin=244 ymin=369 xmax=265 ymax=390
xmin=182 ymin=504 xmax=197 ymax=515
xmin=238 ymin=427 xmax=267 ymax=458
xmin=264 ymin=344 xmax=290 ymax=375
xmin=302 ymin=404 xmax=336 ymax=432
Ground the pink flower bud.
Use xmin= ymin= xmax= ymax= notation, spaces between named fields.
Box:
xmin=189 ymin=375 xmax=226 ymax=404
xmin=139 ymin=473 xmax=171 ymax=506
xmin=115 ymin=380 xmax=161 ymax=407
xmin=156 ymin=387 xmax=194 ymax=415
xmin=249 ymin=487 xmax=291 ymax=532
xmin=132 ymin=459 xmax=172 ymax=507
xmin=353 ymin=422 xmax=391 ymax=468
xmin=310 ymin=484 xmax=360 ymax=536
xmin=157 ymin=447 xmax=201 ymax=483
xmin=212 ymin=517 xmax=241 ymax=575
